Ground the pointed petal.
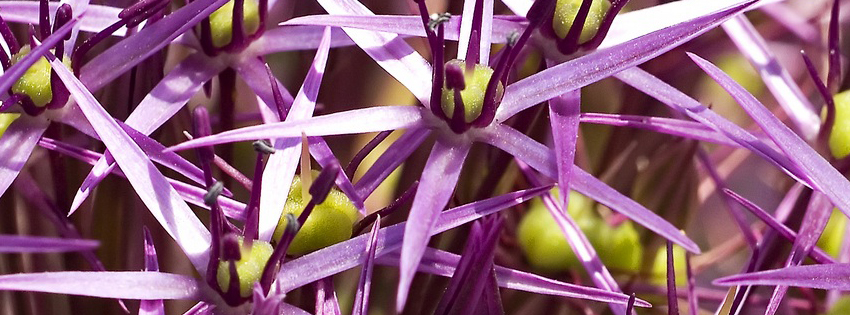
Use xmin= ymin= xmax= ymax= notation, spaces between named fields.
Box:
xmin=314 ymin=0 xmax=432 ymax=105
xmin=234 ymin=56 xmax=294 ymax=112
xmin=479 ymin=125 xmax=700 ymax=253
xmin=613 ymin=68 xmax=806 ymax=185
xmin=689 ymin=53 xmax=850 ymax=225
xmin=167 ymin=106 xmax=426 ymax=153
xmin=0 ymin=20 xmax=76 ymax=93
xmin=140 ymin=229 xmax=165 ymax=315
xmin=50 ymin=58 xmax=211 ymax=271
xmin=398 ymin=140 xmax=472 ymax=311
xmin=352 ymin=217 xmax=380 ymax=315
xmin=79 ymin=0 xmax=229 ymax=91
xmin=496 ymin=0 xmax=755 ymax=121
xmin=721 ymin=15 xmax=819 ymax=139
xmin=70 ymin=53 xmax=224 ymax=214
xmin=376 ymin=247 xmax=652 ymax=307
xmin=250 ymin=26 xmax=357 ymax=55
xmin=579 ymin=113 xmax=739 ymax=146
xmin=458 ymin=0 xmax=495 ymax=65
xmin=309 ymin=138 xmax=365 ymax=213
xmin=0 ymin=117 xmax=48 ymax=197
xmin=0 ymin=235 xmax=99 ymax=253
xmin=257 ymin=28 xmax=332 ymax=241
xmin=276 ymin=186 xmax=551 ymax=291
xmin=0 ymin=272 xmax=199 ymax=300
xmin=280 ymin=15 xmax=523 ymax=44
xmin=715 ymin=263 xmax=850 ymax=290
xmin=0 ymin=1 xmax=125 ymax=36
xmin=354 ymin=127 xmax=431 ymax=200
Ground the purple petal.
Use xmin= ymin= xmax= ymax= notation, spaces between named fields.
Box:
xmin=250 ymin=26 xmax=357 ymax=55
xmin=0 ymin=235 xmax=99 ymax=253
xmin=376 ymin=247 xmax=652 ymax=307
xmin=352 ymin=217 xmax=380 ymax=315
xmin=496 ymin=0 xmax=755 ymax=121
xmin=280 ymin=15 xmax=523 ymax=44
xmin=0 ymin=1 xmax=125 ymax=35
xmin=579 ymin=113 xmax=739 ymax=146
xmin=354 ymin=127 xmax=431 ymax=200
xmin=715 ymin=263 xmax=850 ymax=290
xmin=70 ymin=53 xmax=224 ymax=214
xmin=479 ymin=124 xmax=700 ymax=253
xmin=167 ymin=106 xmax=426 ymax=153
xmin=398 ymin=140 xmax=472 ymax=311
xmin=315 ymin=278 xmax=342 ymax=315
xmin=688 ymin=53 xmax=850 ymax=226
xmin=548 ymin=89 xmax=581 ymax=207
xmin=0 ymin=272 xmax=199 ymax=300
xmin=50 ymin=58 xmax=211 ymax=271
xmin=275 ymin=186 xmax=550 ymax=291
xmin=234 ymin=57 xmax=294 ymax=113
xmin=79 ymin=0 xmax=229 ymax=91
xmin=433 ymin=218 xmax=501 ymax=314
xmin=458 ymin=0 xmax=495 ymax=65
xmin=314 ymin=0 xmax=432 ymax=105
xmin=613 ymin=68 xmax=806 ymax=185
xmin=257 ymin=28 xmax=332 ymax=241
xmin=140 ymin=228 xmax=165 ymax=315
xmin=721 ymin=15 xmax=819 ymax=139
xmin=0 ymin=117 xmax=49 ymax=197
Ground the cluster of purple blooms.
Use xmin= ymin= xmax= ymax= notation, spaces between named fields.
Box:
xmin=0 ymin=0 xmax=849 ymax=313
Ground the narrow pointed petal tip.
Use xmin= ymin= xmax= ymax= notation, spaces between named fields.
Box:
xmin=0 ymin=272 xmax=200 ymax=300
xmin=713 ymin=264 xmax=850 ymax=291
xmin=0 ymin=235 xmax=99 ymax=253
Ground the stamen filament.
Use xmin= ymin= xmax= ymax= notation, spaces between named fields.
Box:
xmin=39 ymin=0 xmax=50 ymax=40
xmin=300 ymin=132 xmax=311 ymax=202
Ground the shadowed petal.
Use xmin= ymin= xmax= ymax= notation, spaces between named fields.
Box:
xmin=689 ymin=53 xmax=850 ymax=225
xmin=0 ymin=1 xmax=125 ymax=35
xmin=0 ymin=117 xmax=49 ymax=197
xmin=50 ymin=58 xmax=211 ymax=271
xmin=352 ymin=217 xmax=380 ymax=315
xmin=398 ymin=140 xmax=472 ymax=312
xmin=721 ymin=15 xmax=819 ymax=139
xmin=275 ymin=186 xmax=551 ymax=292
xmin=0 ymin=272 xmax=200 ymax=300
xmin=80 ymin=0 xmax=229 ymax=91
xmin=480 ymin=124 xmax=700 ymax=253
xmin=715 ymin=263 xmax=850 ymax=290
xmin=314 ymin=0 xmax=432 ymax=105
xmin=140 ymin=228 xmax=165 ymax=315
xmin=250 ymin=26 xmax=357 ymax=56
xmin=167 ymin=106 xmax=426 ymax=152
xmin=354 ymin=127 xmax=431 ymax=200
xmin=579 ymin=113 xmax=739 ymax=146
xmin=258 ymin=28 xmax=332 ymax=241
xmin=0 ymin=235 xmax=99 ymax=253
xmin=496 ymin=0 xmax=755 ymax=121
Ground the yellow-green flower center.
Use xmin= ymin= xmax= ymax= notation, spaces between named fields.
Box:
xmin=552 ymin=0 xmax=611 ymax=44
xmin=517 ymin=190 xmax=642 ymax=272
xmin=828 ymin=90 xmax=850 ymax=159
xmin=440 ymin=59 xmax=503 ymax=124
xmin=272 ymin=175 xmax=359 ymax=256
xmin=209 ymin=0 xmax=261 ymax=48
xmin=215 ymin=238 xmax=274 ymax=298
xmin=11 ymin=46 xmax=54 ymax=107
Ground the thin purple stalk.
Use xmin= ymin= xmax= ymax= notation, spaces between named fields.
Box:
xmin=667 ymin=241 xmax=680 ymax=315
xmin=828 ymin=0 xmax=842 ymax=91
xmin=346 ymin=130 xmax=392 ymax=178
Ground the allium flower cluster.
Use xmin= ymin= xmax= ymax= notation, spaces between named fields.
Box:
xmin=0 ymin=0 xmax=849 ymax=314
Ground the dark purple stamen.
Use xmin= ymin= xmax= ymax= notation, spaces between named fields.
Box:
xmin=580 ymin=0 xmax=629 ymax=49
xmin=221 ymin=234 xmax=243 ymax=305
xmin=199 ymin=16 xmax=216 ymax=56
xmin=802 ymin=52 xmax=836 ymax=148
xmin=51 ymin=4 xmax=73 ymax=58
xmin=450 ymin=86 xmax=466 ymax=132
xmin=351 ymin=181 xmax=418 ymax=235
xmin=126 ymin=0 xmax=171 ymax=28
xmin=0 ymin=15 xmax=20 ymax=58
xmin=307 ymin=164 xmax=340 ymax=205
xmin=345 ymin=130 xmax=391 ymax=178
xmin=259 ymin=213 xmax=299 ymax=294
xmin=559 ymin=0 xmax=593 ymax=54
xmin=625 ymin=293 xmax=636 ymax=315
xmin=444 ymin=62 xmax=467 ymax=90
xmin=0 ymin=41 xmax=10 ymax=70
xmin=242 ymin=140 xmax=273 ymax=243
xmin=39 ymin=0 xmax=51 ymax=40
xmin=537 ymin=0 xmax=630 ymax=55
xmin=193 ymin=107 xmax=216 ymax=186
xmin=666 ymin=241 xmax=679 ymax=315
xmin=827 ymin=0 xmax=841 ymax=92
xmin=265 ymin=62 xmax=289 ymax=120
xmin=464 ymin=0 xmax=486 ymax=67
xmin=231 ymin=0 xmax=246 ymax=50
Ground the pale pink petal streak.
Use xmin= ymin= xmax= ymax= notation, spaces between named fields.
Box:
xmin=0 ymin=118 xmax=48 ymax=197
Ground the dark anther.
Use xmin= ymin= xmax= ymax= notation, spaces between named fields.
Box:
xmin=309 ymin=164 xmax=340 ymax=204
xmin=204 ymin=181 xmax=225 ymax=206
xmin=444 ymin=63 xmax=466 ymax=90
xmin=39 ymin=0 xmax=51 ymax=40
xmin=428 ymin=13 xmax=452 ymax=30
xmin=259 ymin=213 xmax=299 ymax=294
xmin=53 ymin=4 xmax=73 ymax=40
xmin=221 ymin=234 xmax=243 ymax=261
xmin=253 ymin=140 xmax=276 ymax=154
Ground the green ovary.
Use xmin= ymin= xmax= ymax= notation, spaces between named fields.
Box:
xmin=441 ymin=59 xmax=503 ymax=123
xmin=0 ymin=114 xmax=21 ymax=138
xmin=517 ymin=190 xmax=643 ymax=272
xmin=209 ymin=0 xmax=261 ymax=48
xmin=11 ymin=46 xmax=53 ymax=107
xmin=552 ymin=0 xmax=611 ymax=44
xmin=272 ymin=175 xmax=359 ymax=256
xmin=216 ymin=238 xmax=274 ymax=297
xmin=828 ymin=90 xmax=850 ymax=159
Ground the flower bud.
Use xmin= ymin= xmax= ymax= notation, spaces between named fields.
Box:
xmin=440 ymin=59 xmax=504 ymax=124
xmin=209 ymin=0 xmax=261 ymax=48
xmin=552 ymin=0 xmax=611 ymax=44
xmin=216 ymin=238 xmax=274 ymax=298
xmin=272 ymin=175 xmax=359 ymax=256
